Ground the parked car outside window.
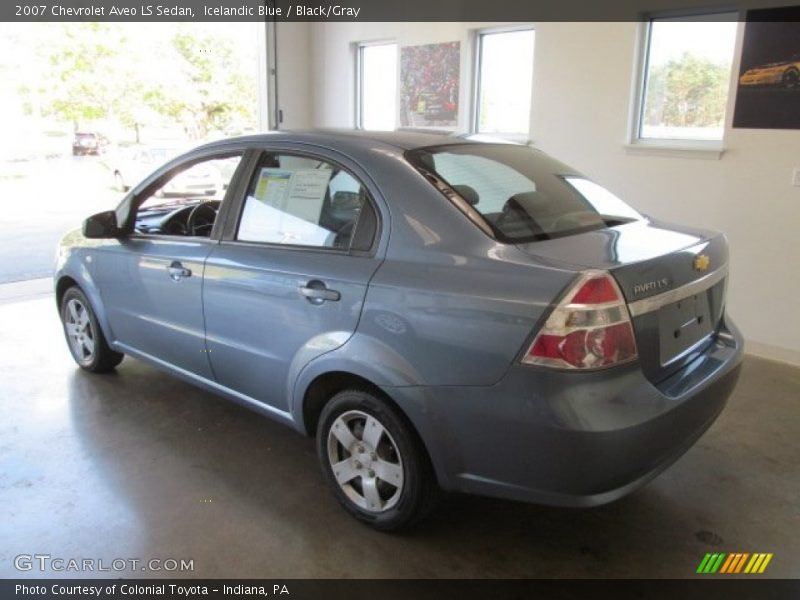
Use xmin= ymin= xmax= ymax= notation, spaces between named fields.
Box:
xmin=72 ymin=132 xmax=110 ymax=156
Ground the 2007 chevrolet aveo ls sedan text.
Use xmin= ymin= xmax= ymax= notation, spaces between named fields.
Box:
xmin=55 ymin=131 xmax=743 ymax=530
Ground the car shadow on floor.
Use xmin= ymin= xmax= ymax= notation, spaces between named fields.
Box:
xmin=64 ymin=358 xmax=741 ymax=578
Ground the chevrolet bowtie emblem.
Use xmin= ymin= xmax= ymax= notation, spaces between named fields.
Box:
xmin=693 ymin=254 xmax=710 ymax=272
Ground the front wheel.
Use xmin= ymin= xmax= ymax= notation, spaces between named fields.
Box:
xmin=60 ymin=286 xmax=124 ymax=373
xmin=317 ymin=388 xmax=439 ymax=531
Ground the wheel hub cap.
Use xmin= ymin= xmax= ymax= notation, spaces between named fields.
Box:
xmin=64 ymin=298 xmax=95 ymax=363
xmin=327 ymin=410 xmax=404 ymax=513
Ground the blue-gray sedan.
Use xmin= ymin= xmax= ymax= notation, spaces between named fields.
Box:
xmin=55 ymin=131 xmax=743 ymax=530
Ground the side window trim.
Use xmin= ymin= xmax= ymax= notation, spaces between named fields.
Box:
xmin=220 ymin=148 xmax=382 ymax=256
xmin=215 ymin=148 xmax=262 ymax=241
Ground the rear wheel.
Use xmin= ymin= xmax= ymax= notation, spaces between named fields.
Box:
xmin=317 ymin=388 xmax=438 ymax=531
xmin=60 ymin=286 xmax=123 ymax=373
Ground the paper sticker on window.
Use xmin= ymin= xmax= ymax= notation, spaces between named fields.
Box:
xmin=284 ymin=169 xmax=332 ymax=223
xmin=239 ymin=167 xmax=335 ymax=246
xmin=253 ymin=169 xmax=292 ymax=207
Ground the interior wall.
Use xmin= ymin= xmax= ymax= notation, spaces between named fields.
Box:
xmin=531 ymin=22 xmax=800 ymax=365
xmin=275 ymin=22 xmax=313 ymax=129
xmin=309 ymin=22 xmax=505 ymax=130
xmin=284 ymin=21 xmax=800 ymax=364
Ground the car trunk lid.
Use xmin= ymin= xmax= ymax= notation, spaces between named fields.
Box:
xmin=517 ymin=219 xmax=728 ymax=383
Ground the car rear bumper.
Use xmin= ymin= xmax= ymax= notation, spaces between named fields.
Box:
xmin=385 ymin=315 xmax=744 ymax=506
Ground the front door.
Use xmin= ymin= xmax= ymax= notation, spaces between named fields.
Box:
xmin=94 ymin=237 xmax=215 ymax=377
xmin=94 ymin=152 xmax=244 ymax=379
xmin=203 ymin=150 xmax=383 ymax=411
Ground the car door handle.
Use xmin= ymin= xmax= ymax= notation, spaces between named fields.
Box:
xmin=167 ymin=261 xmax=192 ymax=281
xmin=298 ymin=282 xmax=340 ymax=303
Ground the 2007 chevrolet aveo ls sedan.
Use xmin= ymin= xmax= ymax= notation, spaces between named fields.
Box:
xmin=55 ymin=131 xmax=743 ymax=530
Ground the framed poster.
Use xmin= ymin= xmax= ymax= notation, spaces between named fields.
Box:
xmin=400 ymin=41 xmax=460 ymax=128
xmin=733 ymin=6 xmax=800 ymax=129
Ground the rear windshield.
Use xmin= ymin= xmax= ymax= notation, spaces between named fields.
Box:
xmin=407 ymin=144 xmax=642 ymax=243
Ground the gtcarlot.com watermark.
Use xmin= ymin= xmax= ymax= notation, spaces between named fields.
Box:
xmin=14 ymin=554 xmax=194 ymax=573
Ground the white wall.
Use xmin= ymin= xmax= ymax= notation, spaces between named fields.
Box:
xmin=309 ymin=22 xmax=507 ymax=130
xmin=531 ymin=22 xmax=800 ymax=365
xmin=275 ymin=22 xmax=313 ymax=129
xmin=281 ymin=21 xmax=800 ymax=364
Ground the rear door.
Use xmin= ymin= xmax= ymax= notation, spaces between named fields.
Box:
xmin=202 ymin=147 xmax=385 ymax=412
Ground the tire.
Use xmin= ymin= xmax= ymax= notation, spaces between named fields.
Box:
xmin=60 ymin=286 xmax=124 ymax=373
xmin=317 ymin=388 xmax=439 ymax=531
xmin=783 ymin=69 xmax=799 ymax=89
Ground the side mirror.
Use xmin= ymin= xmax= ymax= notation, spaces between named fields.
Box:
xmin=83 ymin=210 xmax=121 ymax=239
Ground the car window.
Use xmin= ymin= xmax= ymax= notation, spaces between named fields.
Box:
xmin=407 ymin=144 xmax=642 ymax=242
xmin=236 ymin=154 xmax=374 ymax=250
xmin=133 ymin=154 xmax=242 ymax=237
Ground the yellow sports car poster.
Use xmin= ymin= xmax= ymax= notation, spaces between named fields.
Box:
xmin=733 ymin=6 xmax=800 ymax=129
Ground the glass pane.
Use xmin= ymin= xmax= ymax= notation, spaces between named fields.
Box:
xmin=477 ymin=30 xmax=535 ymax=135
xmin=0 ymin=22 xmax=262 ymax=281
xmin=238 ymin=155 xmax=368 ymax=249
xmin=142 ymin=155 xmax=241 ymax=207
xmin=135 ymin=155 xmax=242 ymax=237
xmin=409 ymin=144 xmax=641 ymax=242
xmin=361 ymin=43 xmax=398 ymax=130
xmin=641 ymin=17 xmax=738 ymax=141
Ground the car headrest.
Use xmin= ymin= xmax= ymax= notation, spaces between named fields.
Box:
xmin=332 ymin=191 xmax=362 ymax=209
xmin=504 ymin=191 xmax=553 ymax=213
xmin=452 ymin=184 xmax=480 ymax=206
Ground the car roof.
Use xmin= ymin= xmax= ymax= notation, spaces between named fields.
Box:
xmin=195 ymin=129 xmax=481 ymax=153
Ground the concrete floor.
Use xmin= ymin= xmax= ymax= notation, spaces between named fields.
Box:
xmin=1 ymin=291 xmax=798 ymax=579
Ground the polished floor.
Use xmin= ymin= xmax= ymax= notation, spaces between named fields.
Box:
xmin=1 ymin=291 xmax=798 ymax=578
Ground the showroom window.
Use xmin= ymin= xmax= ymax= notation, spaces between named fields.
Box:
xmin=237 ymin=154 xmax=375 ymax=250
xmin=357 ymin=41 xmax=398 ymax=130
xmin=474 ymin=27 xmax=535 ymax=137
xmin=0 ymin=22 xmax=268 ymax=282
xmin=634 ymin=13 xmax=738 ymax=146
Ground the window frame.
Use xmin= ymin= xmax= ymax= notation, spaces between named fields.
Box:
xmin=355 ymin=39 xmax=398 ymax=130
xmin=224 ymin=149 xmax=382 ymax=256
xmin=471 ymin=24 xmax=536 ymax=142
xmin=627 ymin=10 xmax=741 ymax=158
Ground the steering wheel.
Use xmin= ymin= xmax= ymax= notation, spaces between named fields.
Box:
xmin=186 ymin=201 xmax=218 ymax=236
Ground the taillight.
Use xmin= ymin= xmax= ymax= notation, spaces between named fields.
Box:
xmin=522 ymin=271 xmax=637 ymax=370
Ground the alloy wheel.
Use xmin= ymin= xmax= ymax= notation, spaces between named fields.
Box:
xmin=327 ymin=409 xmax=404 ymax=512
xmin=64 ymin=298 xmax=96 ymax=364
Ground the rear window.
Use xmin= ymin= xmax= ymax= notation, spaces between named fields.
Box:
xmin=407 ymin=144 xmax=641 ymax=242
